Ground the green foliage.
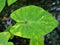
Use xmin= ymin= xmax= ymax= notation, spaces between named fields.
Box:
xmin=0 ymin=0 xmax=6 ymax=12
xmin=10 ymin=5 xmax=58 ymax=38
xmin=0 ymin=32 xmax=14 ymax=45
xmin=0 ymin=0 xmax=59 ymax=45
xmin=0 ymin=32 xmax=10 ymax=43
xmin=10 ymin=5 xmax=58 ymax=45
xmin=7 ymin=0 xmax=17 ymax=6
xmin=0 ymin=0 xmax=16 ymax=12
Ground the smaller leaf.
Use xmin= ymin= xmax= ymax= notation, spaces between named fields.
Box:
xmin=0 ymin=0 xmax=6 ymax=12
xmin=0 ymin=32 xmax=11 ymax=44
xmin=8 ymin=0 xmax=16 ymax=6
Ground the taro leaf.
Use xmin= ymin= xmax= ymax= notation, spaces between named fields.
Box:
xmin=7 ymin=0 xmax=16 ymax=6
xmin=0 ymin=0 xmax=6 ymax=12
xmin=0 ymin=32 xmax=11 ymax=44
xmin=10 ymin=5 xmax=58 ymax=39
xmin=30 ymin=37 xmax=44 ymax=45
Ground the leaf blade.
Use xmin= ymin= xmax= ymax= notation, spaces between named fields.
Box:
xmin=10 ymin=5 xmax=58 ymax=39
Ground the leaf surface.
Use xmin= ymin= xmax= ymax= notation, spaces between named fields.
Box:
xmin=0 ymin=32 xmax=10 ymax=44
xmin=30 ymin=37 xmax=44 ymax=45
xmin=10 ymin=5 xmax=58 ymax=39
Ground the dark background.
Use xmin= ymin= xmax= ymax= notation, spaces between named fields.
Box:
xmin=0 ymin=0 xmax=60 ymax=45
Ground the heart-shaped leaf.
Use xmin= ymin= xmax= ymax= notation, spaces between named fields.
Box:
xmin=10 ymin=5 xmax=58 ymax=39
xmin=0 ymin=0 xmax=6 ymax=12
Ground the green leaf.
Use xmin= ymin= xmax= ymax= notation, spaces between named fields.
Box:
xmin=0 ymin=32 xmax=14 ymax=45
xmin=30 ymin=37 xmax=44 ymax=45
xmin=10 ymin=5 xmax=58 ymax=39
xmin=8 ymin=0 xmax=16 ymax=6
xmin=0 ymin=32 xmax=11 ymax=44
xmin=0 ymin=0 xmax=6 ymax=12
